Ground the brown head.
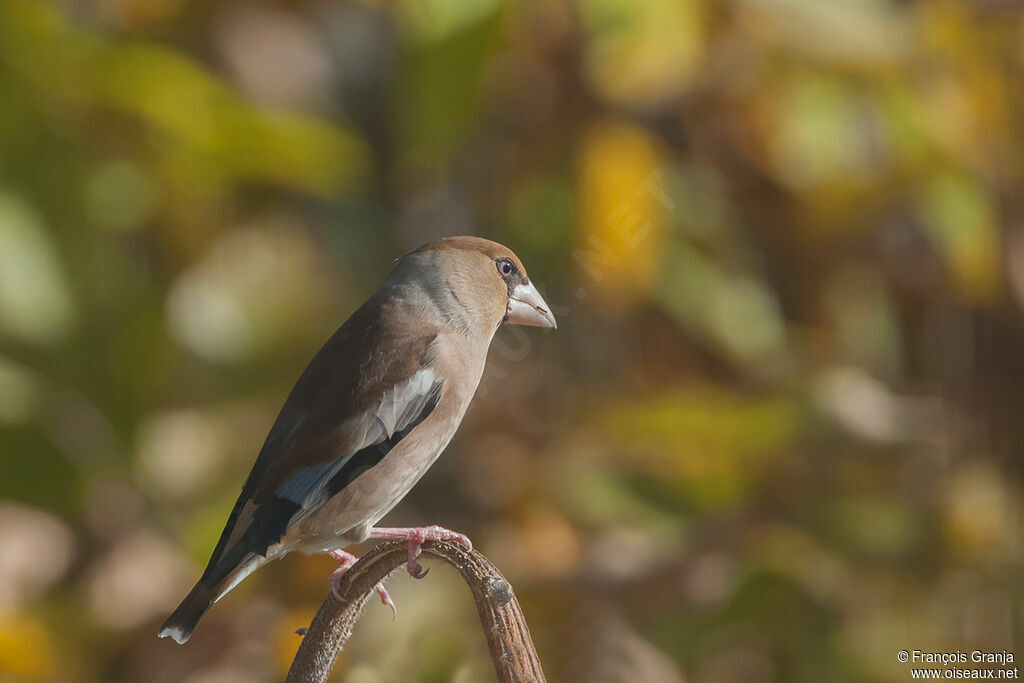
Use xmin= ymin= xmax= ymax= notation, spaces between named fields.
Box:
xmin=387 ymin=236 xmax=556 ymax=339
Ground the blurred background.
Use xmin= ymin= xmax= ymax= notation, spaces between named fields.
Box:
xmin=2 ymin=0 xmax=1024 ymax=681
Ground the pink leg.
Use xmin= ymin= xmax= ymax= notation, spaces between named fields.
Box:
xmin=367 ymin=525 xmax=472 ymax=579
xmin=329 ymin=549 xmax=397 ymax=619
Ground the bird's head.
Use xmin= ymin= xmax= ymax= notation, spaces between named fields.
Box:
xmin=396 ymin=236 xmax=557 ymax=336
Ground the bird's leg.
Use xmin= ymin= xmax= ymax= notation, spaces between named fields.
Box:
xmin=367 ymin=525 xmax=472 ymax=579
xmin=328 ymin=549 xmax=397 ymax=619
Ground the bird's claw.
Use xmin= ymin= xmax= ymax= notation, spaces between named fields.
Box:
xmin=418 ymin=525 xmax=473 ymax=552
xmin=369 ymin=524 xmax=472 ymax=579
xmin=405 ymin=540 xmax=429 ymax=579
xmin=377 ymin=584 xmax=398 ymax=619
xmin=408 ymin=559 xmax=429 ymax=579
xmin=329 ymin=549 xmax=397 ymax=617
xmin=329 ymin=567 xmax=346 ymax=601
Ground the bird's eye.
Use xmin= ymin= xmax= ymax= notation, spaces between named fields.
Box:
xmin=498 ymin=259 xmax=514 ymax=276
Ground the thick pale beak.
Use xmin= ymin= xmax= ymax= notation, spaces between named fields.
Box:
xmin=506 ymin=281 xmax=557 ymax=329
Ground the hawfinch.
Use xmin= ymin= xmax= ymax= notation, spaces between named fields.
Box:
xmin=159 ymin=236 xmax=556 ymax=644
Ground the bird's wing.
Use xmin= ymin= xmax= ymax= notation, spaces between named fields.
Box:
xmin=275 ymin=365 xmax=444 ymax=521
xmin=198 ymin=297 xmax=444 ymax=586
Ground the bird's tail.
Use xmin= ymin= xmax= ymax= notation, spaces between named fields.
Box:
xmin=158 ymin=554 xmax=264 ymax=644
xmin=158 ymin=580 xmax=219 ymax=644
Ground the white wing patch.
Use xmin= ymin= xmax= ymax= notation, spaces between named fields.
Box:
xmin=275 ymin=367 xmax=440 ymax=509
xmin=364 ymin=367 xmax=438 ymax=444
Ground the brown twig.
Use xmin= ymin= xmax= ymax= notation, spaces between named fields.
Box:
xmin=285 ymin=539 xmax=546 ymax=683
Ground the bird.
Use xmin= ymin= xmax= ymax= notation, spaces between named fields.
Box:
xmin=158 ymin=236 xmax=556 ymax=644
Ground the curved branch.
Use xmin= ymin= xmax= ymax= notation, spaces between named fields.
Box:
xmin=285 ymin=539 xmax=546 ymax=683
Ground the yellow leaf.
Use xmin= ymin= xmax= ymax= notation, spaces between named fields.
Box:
xmin=575 ymin=120 xmax=669 ymax=305
xmin=0 ymin=614 xmax=55 ymax=680
xmin=919 ymin=173 xmax=1000 ymax=303
xmin=581 ymin=0 xmax=705 ymax=104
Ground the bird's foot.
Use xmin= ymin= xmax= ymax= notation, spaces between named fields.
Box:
xmin=328 ymin=549 xmax=396 ymax=619
xmin=367 ymin=525 xmax=472 ymax=579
